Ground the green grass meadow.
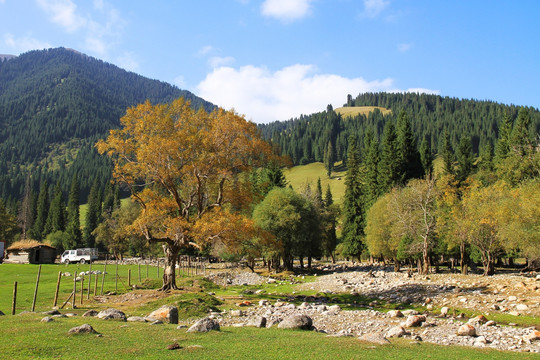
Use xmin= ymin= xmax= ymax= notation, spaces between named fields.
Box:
xmin=283 ymin=162 xmax=346 ymax=203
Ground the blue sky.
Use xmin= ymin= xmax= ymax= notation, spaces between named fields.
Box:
xmin=1 ymin=0 xmax=539 ymax=123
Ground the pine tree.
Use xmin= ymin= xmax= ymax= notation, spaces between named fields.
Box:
xmin=84 ymin=180 xmax=101 ymax=248
xmin=419 ymin=137 xmax=433 ymax=176
xmin=325 ymin=141 xmax=334 ymax=178
xmin=362 ymin=128 xmax=380 ymax=210
xmin=396 ymin=110 xmax=423 ymax=182
xmin=494 ymin=113 xmax=513 ymax=164
xmin=378 ymin=121 xmax=400 ymax=193
xmin=31 ymin=181 xmax=49 ymax=240
xmin=17 ymin=174 xmax=34 ymax=240
xmin=341 ymin=140 xmax=365 ymax=260
xmin=509 ymin=107 xmax=532 ymax=156
xmin=324 ymin=184 xmax=333 ymax=207
xmin=44 ymin=183 xmax=66 ymax=237
xmin=102 ymin=183 xmax=115 ymax=216
xmin=66 ymin=176 xmax=82 ymax=248
xmin=441 ymin=128 xmax=454 ymax=176
xmin=455 ymin=136 xmax=473 ymax=183
xmin=315 ymin=177 xmax=324 ymax=207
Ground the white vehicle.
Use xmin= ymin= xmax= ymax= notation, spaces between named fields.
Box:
xmin=61 ymin=248 xmax=98 ymax=264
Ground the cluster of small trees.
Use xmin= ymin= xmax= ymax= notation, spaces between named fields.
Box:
xmin=362 ymin=108 xmax=539 ymax=275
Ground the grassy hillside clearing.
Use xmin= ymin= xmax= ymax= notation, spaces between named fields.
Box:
xmin=335 ymin=106 xmax=392 ymax=118
xmin=283 ymin=162 xmax=346 ymax=203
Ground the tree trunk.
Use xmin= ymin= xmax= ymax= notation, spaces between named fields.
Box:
xmin=460 ymin=242 xmax=468 ymax=275
xmin=393 ymin=257 xmax=400 ymax=272
xmin=160 ymin=243 xmax=180 ymax=291
xmin=307 ymin=256 xmax=312 ymax=269
xmin=299 ymin=256 xmax=304 ymax=269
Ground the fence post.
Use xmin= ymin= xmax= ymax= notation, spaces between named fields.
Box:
xmin=101 ymin=257 xmax=108 ymax=295
xmin=115 ymin=259 xmax=119 ymax=292
xmin=72 ymin=272 xmax=77 ymax=308
xmin=53 ymin=271 xmax=62 ymax=307
xmin=87 ymin=262 xmax=92 ymax=300
xmin=31 ymin=264 xmax=42 ymax=312
xmin=80 ymin=276 xmax=84 ymax=305
xmin=12 ymin=281 xmax=17 ymax=315
xmin=94 ymin=273 xmax=98 ymax=296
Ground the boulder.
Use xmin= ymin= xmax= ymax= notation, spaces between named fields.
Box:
xmin=41 ymin=316 xmax=54 ymax=323
xmin=468 ymin=315 xmax=488 ymax=325
xmin=245 ymin=316 xmax=267 ymax=328
xmin=402 ymin=309 xmax=419 ymax=316
xmin=166 ymin=343 xmax=181 ymax=350
xmin=485 ymin=320 xmax=496 ymax=327
xmin=0 ymin=310 xmax=4 ymax=316
xmin=387 ymin=310 xmax=403 ymax=318
xmin=278 ymin=314 xmax=313 ymax=330
xmin=230 ymin=310 xmax=244 ymax=317
xmin=96 ymin=308 xmax=127 ymax=321
xmin=82 ymin=310 xmax=98 ymax=317
xmin=524 ymin=330 xmax=540 ymax=342
xmin=43 ymin=309 xmax=61 ymax=315
xmin=358 ymin=333 xmax=390 ymax=344
xmin=147 ymin=305 xmax=178 ymax=324
xmin=516 ymin=304 xmax=529 ymax=311
xmin=405 ymin=315 xmax=426 ymax=328
xmin=127 ymin=316 xmax=147 ymax=322
xmin=457 ymin=324 xmax=476 ymax=337
xmin=440 ymin=307 xmax=449 ymax=316
xmin=187 ymin=318 xmax=220 ymax=333
xmin=68 ymin=324 xmax=98 ymax=334
xmin=386 ymin=326 xmax=408 ymax=338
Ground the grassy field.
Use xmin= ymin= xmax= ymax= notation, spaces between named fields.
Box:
xmin=1 ymin=314 xmax=535 ymax=360
xmin=0 ymin=264 xmax=537 ymax=359
xmin=283 ymin=162 xmax=346 ymax=203
xmin=335 ymin=106 xmax=392 ymax=118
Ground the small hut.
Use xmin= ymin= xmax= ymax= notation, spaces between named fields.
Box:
xmin=4 ymin=240 xmax=57 ymax=264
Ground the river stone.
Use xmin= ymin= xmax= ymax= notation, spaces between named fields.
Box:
xmin=127 ymin=316 xmax=147 ymax=322
xmin=386 ymin=326 xmax=408 ymax=338
xmin=402 ymin=310 xmax=419 ymax=316
xmin=43 ymin=309 xmax=61 ymax=315
xmin=440 ymin=307 xmax=449 ymax=316
xmin=245 ymin=316 xmax=267 ymax=328
xmin=68 ymin=324 xmax=97 ymax=334
xmin=405 ymin=315 xmax=426 ymax=327
xmin=82 ymin=309 xmax=98 ymax=317
xmin=97 ymin=308 xmax=127 ymax=321
xmin=278 ymin=314 xmax=313 ymax=330
xmin=358 ymin=332 xmax=390 ymax=344
xmin=230 ymin=310 xmax=244 ymax=317
xmin=147 ymin=305 xmax=178 ymax=324
xmin=524 ymin=331 xmax=540 ymax=342
xmin=387 ymin=310 xmax=404 ymax=318
xmin=468 ymin=315 xmax=488 ymax=324
xmin=457 ymin=324 xmax=476 ymax=336
xmin=187 ymin=317 xmax=220 ymax=333
xmin=516 ymin=304 xmax=529 ymax=311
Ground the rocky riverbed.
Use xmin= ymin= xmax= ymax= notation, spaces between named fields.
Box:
xmin=209 ymin=265 xmax=540 ymax=353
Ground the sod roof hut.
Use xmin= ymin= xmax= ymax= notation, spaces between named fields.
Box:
xmin=4 ymin=240 xmax=56 ymax=264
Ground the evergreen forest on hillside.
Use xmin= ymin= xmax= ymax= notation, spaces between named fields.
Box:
xmin=259 ymin=92 xmax=540 ymax=167
xmin=0 ymin=48 xmax=214 ymax=208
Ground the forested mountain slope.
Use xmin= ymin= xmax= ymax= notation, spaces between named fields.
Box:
xmin=259 ymin=93 xmax=540 ymax=166
xmin=0 ymin=47 xmax=214 ymax=205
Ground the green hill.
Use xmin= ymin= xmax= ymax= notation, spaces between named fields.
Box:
xmin=283 ymin=162 xmax=347 ymax=203
xmin=0 ymin=48 xmax=214 ymax=205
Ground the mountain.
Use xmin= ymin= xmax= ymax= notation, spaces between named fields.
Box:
xmin=0 ymin=47 xmax=214 ymax=205
xmin=259 ymin=93 xmax=540 ymax=166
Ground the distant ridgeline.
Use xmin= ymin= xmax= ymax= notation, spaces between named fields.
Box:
xmin=0 ymin=47 xmax=214 ymax=207
xmin=258 ymin=92 xmax=540 ymax=166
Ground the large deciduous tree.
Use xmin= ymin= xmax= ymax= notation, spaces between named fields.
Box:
xmin=97 ymin=97 xmax=274 ymax=290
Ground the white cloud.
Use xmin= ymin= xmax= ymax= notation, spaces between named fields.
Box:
xmin=3 ymin=33 xmax=51 ymax=53
xmin=196 ymin=64 xmax=439 ymax=124
xmin=116 ymin=51 xmax=139 ymax=72
xmin=397 ymin=43 xmax=412 ymax=52
xmin=362 ymin=0 xmax=389 ymax=18
xmin=209 ymin=56 xmax=235 ymax=68
xmin=197 ymin=45 xmax=214 ymax=57
xmin=36 ymin=0 xmax=85 ymax=32
xmin=36 ymin=0 xmax=126 ymax=57
xmin=261 ymin=0 xmax=315 ymax=21
xmin=404 ymin=88 xmax=440 ymax=95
